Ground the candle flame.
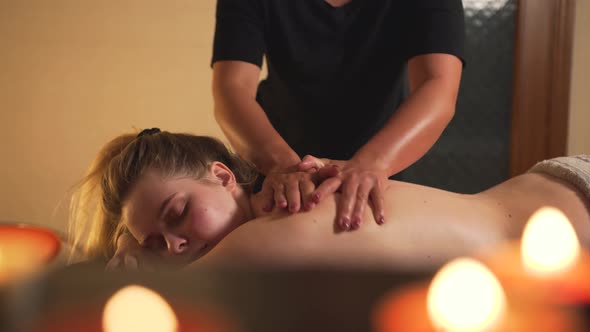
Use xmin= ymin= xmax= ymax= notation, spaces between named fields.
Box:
xmin=427 ymin=257 xmax=506 ymax=332
xmin=521 ymin=207 xmax=580 ymax=276
xmin=0 ymin=241 xmax=43 ymax=284
xmin=0 ymin=225 xmax=61 ymax=284
xmin=103 ymin=285 xmax=178 ymax=332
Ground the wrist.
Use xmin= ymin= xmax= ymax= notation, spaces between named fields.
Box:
xmin=261 ymin=153 xmax=301 ymax=174
xmin=350 ymin=153 xmax=390 ymax=175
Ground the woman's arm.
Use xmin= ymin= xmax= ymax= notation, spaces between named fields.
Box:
xmin=105 ymin=233 xmax=162 ymax=271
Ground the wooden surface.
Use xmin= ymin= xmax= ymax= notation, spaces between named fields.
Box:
xmin=510 ymin=0 xmax=576 ymax=176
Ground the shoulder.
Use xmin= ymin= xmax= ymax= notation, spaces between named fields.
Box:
xmin=194 ymin=214 xmax=317 ymax=269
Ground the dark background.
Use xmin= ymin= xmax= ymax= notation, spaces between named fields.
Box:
xmin=401 ymin=0 xmax=517 ymax=194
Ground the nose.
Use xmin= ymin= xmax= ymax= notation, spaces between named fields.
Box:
xmin=163 ymin=233 xmax=188 ymax=255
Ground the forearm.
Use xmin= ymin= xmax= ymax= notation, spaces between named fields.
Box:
xmin=353 ymin=78 xmax=457 ymax=175
xmin=213 ymin=88 xmax=300 ymax=174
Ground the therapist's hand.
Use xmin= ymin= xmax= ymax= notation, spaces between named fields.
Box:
xmin=257 ymin=163 xmax=340 ymax=214
xmin=299 ymin=155 xmax=386 ymax=231
xmin=258 ymin=164 xmax=317 ymax=214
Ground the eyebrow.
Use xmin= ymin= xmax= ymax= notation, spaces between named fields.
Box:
xmin=135 ymin=192 xmax=177 ymax=245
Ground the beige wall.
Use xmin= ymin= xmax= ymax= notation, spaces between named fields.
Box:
xmin=568 ymin=0 xmax=590 ymax=155
xmin=1 ymin=0 xmax=589 ymax=234
xmin=0 ymin=0 xmax=222 ymax=233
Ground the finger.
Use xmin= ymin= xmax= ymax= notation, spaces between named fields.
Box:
xmin=370 ymin=181 xmax=386 ymax=225
xmin=124 ymin=255 xmax=139 ymax=269
xmin=273 ymin=183 xmax=288 ymax=209
xmin=300 ymin=179 xmax=317 ymax=211
xmin=297 ymin=160 xmax=317 ymax=172
xmin=338 ymin=178 xmax=358 ymax=231
xmin=258 ymin=182 xmax=276 ymax=212
xmin=317 ymin=164 xmax=340 ymax=180
xmin=285 ymin=180 xmax=301 ymax=213
xmin=105 ymin=257 xmax=121 ymax=270
xmin=311 ymin=177 xmax=342 ymax=204
xmin=351 ymin=180 xmax=372 ymax=230
xmin=298 ymin=155 xmax=324 ymax=171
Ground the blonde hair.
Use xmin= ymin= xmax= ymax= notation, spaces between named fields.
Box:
xmin=68 ymin=130 xmax=259 ymax=262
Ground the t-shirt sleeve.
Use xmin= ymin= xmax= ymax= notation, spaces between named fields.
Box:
xmin=211 ymin=0 xmax=266 ymax=68
xmin=405 ymin=0 xmax=466 ymax=67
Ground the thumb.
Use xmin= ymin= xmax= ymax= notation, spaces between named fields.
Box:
xmin=317 ymin=164 xmax=341 ymax=180
xmin=298 ymin=155 xmax=325 ymax=171
xmin=256 ymin=182 xmax=275 ymax=212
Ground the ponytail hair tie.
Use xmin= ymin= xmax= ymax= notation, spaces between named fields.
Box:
xmin=137 ymin=128 xmax=161 ymax=138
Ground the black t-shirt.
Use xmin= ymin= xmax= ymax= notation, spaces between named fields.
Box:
xmin=212 ymin=0 xmax=465 ymax=160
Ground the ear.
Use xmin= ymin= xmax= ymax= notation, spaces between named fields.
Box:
xmin=209 ymin=161 xmax=237 ymax=190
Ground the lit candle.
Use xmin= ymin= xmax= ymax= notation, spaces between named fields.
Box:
xmin=103 ymin=285 xmax=178 ymax=332
xmin=33 ymin=284 xmax=241 ymax=332
xmin=521 ymin=207 xmax=580 ymax=276
xmin=482 ymin=206 xmax=590 ymax=305
xmin=427 ymin=258 xmax=506 ymax=332
xmin=0 ymin=224 xmax=60 ymax=284
xmin=373 ymin=257 xmax=582 ymax=332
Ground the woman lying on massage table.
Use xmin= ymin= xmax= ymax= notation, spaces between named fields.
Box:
xmin=68 ymin=130 xmax=590 ymax=271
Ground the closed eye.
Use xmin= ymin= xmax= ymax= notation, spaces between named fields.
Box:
xmin=167 ymin=201 xmax=189 ymax=228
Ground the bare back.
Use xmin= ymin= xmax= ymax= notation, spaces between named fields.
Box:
xmin=195 ymin=174 xmax=590 ymax=272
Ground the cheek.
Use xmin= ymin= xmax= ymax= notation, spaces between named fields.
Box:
xmin=186 ymin=204 xmax=233 ymax=240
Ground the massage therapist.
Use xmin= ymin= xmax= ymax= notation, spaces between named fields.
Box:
xmin=211 ymin=0 xmax=465 ymax=231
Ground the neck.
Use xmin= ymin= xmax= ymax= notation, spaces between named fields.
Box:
xmin=325 ymin=0 xmax=353 ymax=7
xmin=235 ymin=186 xmax=255 ymax=223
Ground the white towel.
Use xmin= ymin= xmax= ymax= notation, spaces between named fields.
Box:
xmin=528 ymin=155 xmax=590 ymax=202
